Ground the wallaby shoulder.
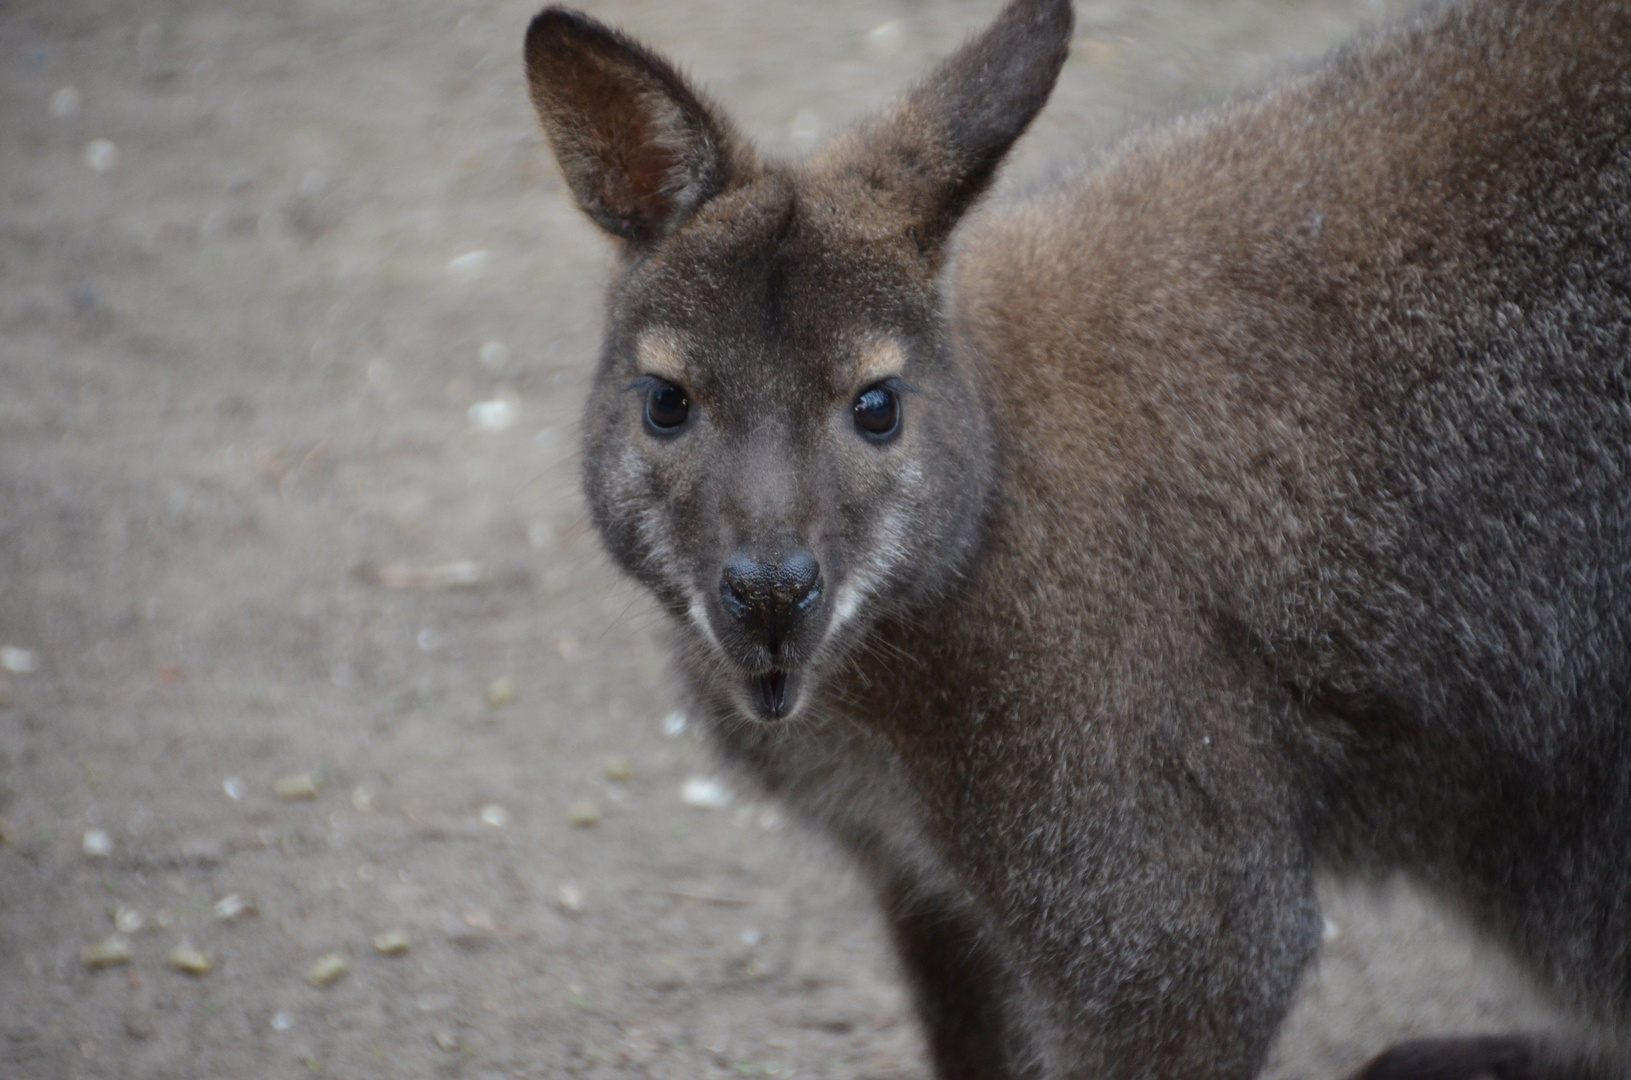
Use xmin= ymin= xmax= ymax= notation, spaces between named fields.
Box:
xmin=942 ymin=0 xmax=1631 ymax=622
xmin=956 ymin=0 xmax=1631 ymax=402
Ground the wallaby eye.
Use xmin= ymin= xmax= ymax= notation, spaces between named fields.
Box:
xmin=644 ymin=379 xmax=690 ymax=432
xmin=853 ymin=384 xmax=901 ymax=441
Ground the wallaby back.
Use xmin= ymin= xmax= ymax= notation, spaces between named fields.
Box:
xmin=525 ymin=1 xmax=1631 ymax=1076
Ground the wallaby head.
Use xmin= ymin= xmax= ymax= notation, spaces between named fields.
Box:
xmin=525 ymin=1 xmax=1071 ymax=722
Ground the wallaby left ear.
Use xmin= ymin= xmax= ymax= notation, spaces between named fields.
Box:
xmin=524 ymin=7 xmax=748 ymax=244
xmin=815 ymin=0 xmax=1072 ymax=257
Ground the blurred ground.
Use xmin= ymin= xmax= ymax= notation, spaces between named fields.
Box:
xmin=0 ymin=0 xmax=1569 ymax=1077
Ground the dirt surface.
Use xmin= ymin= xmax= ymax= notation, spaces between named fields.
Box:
xmin=0 ymin=0 xmax=1572 ymax=1077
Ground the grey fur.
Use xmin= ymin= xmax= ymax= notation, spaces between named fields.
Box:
xmin=524 ymin=1 xmax=1631 ymax=1076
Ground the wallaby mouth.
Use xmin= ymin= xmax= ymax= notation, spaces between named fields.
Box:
xmin=753 ymin=669 xmax=797 ymax=720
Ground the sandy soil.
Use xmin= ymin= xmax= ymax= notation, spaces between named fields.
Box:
xmin=0 ymin=0 xmax=1571 ymax=1077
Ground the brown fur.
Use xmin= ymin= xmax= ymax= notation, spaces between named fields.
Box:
xmin=523 ymin=2 xmax=1631 ymax=1077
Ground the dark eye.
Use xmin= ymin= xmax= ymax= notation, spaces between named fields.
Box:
xmin=644 ymin=379 xmax=690 ymax=432
xmin=853 ymin=384 xmax=901 ymax=440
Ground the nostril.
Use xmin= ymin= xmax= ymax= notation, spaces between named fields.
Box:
xmin=720 ymin=557 xmax=750 ymax=616
xmin=720 ymin=553 xmax=760 ymax=620
xmin=719 ymin=580 xmax=749 ymax=619
xmin=780 ymin=551 xmax=821 ymax=611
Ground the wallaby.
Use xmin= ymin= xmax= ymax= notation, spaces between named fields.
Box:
xmin=522 ymin=0 xmax=1631 ymax=1076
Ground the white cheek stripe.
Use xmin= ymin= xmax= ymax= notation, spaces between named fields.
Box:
xmin=823 ymin=508 xmax=909 ymax=643
xmin=833 ymin=584 xmax=864 ymax=625
xmin=688 ymin=592 xmax=720 ymax=648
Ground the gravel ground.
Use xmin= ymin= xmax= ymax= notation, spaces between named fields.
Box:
xmin=0 ymin=0 xmax=1570 ymax=1076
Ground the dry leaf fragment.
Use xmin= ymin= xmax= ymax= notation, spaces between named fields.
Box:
xmin=306 ymin=952 xmax=349 ymax=988
xmin=81 ymin=936 xmax=133 ymax=969
xmin=378 ymin=561 xmax=482 ymax=590
xmin=168 ymin=946 xmax=213 ymax=976
xmin=274 ymin=773 xmax=320 ymax=801
xmin=373 ymin=930 xmax=411 ymax=955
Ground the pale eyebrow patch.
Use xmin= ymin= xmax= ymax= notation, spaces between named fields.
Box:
xmin=636 ymin=329 xmax=689 ymax=383
xmin=855 ymin=338 xmax=907 ymax=386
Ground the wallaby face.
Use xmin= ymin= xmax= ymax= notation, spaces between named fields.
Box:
xmin=527 ymin=2 xmax=1631 ymax=1078
xmin=527 ymin=6 xmax=1063 ymax=720
xmin=574 ymin=187 xmax=994 ymax=720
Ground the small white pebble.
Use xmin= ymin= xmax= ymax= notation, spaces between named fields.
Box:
xmin=434 ymin=1030 xmax=459 ymax=1052
xmin=214 ymin=892 xmax=255 ymax=921
xmin=662 ymin=711 xmax=688 ymax=737
xmin=82 ymin=829 xmax=113 ymax=858
xmin=484 ymin=675 xmax=517 ymax=708
xmin=1323 ymin=917 xmax=1342 ymax=942
xmin=567 ymin=800 xmax=601 ymax=827
xmin=49 ymin=86 xmax=81 ymax=118
xmin=478 ymin=340 xmax=510 ymax=371
xmin=468 ymin=398 xmax=517 ymax=431
xmin=525 ymin=521 xmax=554 ymax=551
xmin=681 ymin=776 xmax=731 ymax=809
xmin=113 ymin=905 xmax=145 ymax=935
xmin=445 ymin=250 xmax=490 ymax=275
xmin=556 ymin=883 xmax=585 ymax=914
xmin=741 ymin=928 xmax=763 ymax=947
xmin=0 ymin=646 xmax=39 ymax=674
xmin=350 ymin=786 xmax=374 ymax=813
xmin=786 ymin=108 xmax=821 ymax=146
xmin=270 ymin=1011 xmax=293 ymax=1032
xmin=863 ymin=20 xmax=906 ymax=58
xmin=83 ymin=139 xmax=119 ymax=173
xmin=479 ymin=804 xmax=508 ymax=828
xmin=222 ymin=776 xmax=244 ymax=801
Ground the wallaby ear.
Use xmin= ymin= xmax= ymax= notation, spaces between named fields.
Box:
xmin=816 ymin=0 xmax=1072 ymax=256
xmin=524 ymin=7 xmax=747 ymax=244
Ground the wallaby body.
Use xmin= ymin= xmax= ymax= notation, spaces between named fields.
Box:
xmin=524 ymin=1 xmax=1631 ymax=1077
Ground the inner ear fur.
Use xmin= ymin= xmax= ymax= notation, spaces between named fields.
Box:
xmin=814 ymin=0 xmax=1072 ymax=257
xmin=524 ymin=7 xmax=750 ymax=244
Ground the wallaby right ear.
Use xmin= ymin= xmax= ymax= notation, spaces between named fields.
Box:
xmin=815 ymin=0 xmax=1072 ymax=258
xmin=524 ymin=7 xmax=747 ymax=244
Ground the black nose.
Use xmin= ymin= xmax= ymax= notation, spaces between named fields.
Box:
xmin=720 ymin=550 xmax=822 ymax=646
